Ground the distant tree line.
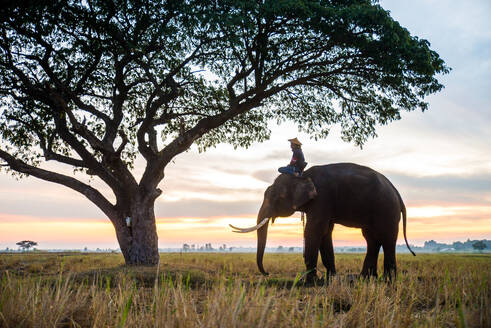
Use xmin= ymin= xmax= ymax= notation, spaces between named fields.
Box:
xmin=182 ymin=243 xmax=232 ymax=252
xmin=2 ymin=239 xmax=488 ymax=253
xmin=423 ymin=239 xmax=490 ymax=252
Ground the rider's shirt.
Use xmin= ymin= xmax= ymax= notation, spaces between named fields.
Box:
xmin=290 ymin=148 xmax=305 ymax=172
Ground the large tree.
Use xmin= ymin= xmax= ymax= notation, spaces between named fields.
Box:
xmin=0 ymin=0 xmax=448 ymax=264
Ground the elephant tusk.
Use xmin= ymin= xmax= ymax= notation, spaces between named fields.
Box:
xmin=229 ymin=218 xmax=270 ymax=233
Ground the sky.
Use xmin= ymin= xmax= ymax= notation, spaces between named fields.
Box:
xmin=1 ymin=0 xmax=490 ymax=250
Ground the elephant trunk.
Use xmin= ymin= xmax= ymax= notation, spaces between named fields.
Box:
xmin=256 ymin=206 xmax=270 ymax=276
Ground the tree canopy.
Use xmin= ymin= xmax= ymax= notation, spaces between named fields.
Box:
xmin=0 ymin=0 xmax=448 ymax=264
xmin=0 ymin=0 xmax=448 ymax=168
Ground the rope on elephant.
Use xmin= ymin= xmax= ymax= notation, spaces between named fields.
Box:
xmin=301 ymin=211 xmax=305 ymax=257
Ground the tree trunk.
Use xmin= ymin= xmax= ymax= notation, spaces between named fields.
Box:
xmin=114 ymin=196 xmax=160 ymax=265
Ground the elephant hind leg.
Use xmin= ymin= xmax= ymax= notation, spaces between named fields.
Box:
xmin=382 ymin=239 xmax=397 ymax=281
xmin=320 ymin=222 xmax=336 ymax=276
xmin=361 ymin=229 xmax=381 ymax=278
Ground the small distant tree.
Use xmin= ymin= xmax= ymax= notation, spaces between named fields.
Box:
xmin=472 ymin=241 xmax=487 ymax=253
xmin=16 ymin=240 xmax=38 ymax=251
xmin=182 ymin=243 xmax=190 ymax=252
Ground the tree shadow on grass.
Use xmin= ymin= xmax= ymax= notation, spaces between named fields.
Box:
xmin=65 ymin=268 xmax=367 ymax=290
xmin=68 ymin=265 xmax=210 ymax=289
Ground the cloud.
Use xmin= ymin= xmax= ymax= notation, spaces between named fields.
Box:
xmin=388 ymin=172 xmax=491 ymax=206
xmin=161 ymin=181 xmax=263 ymax=202
xmin=252 ymin=169 xmax=277 ymax=184
xmin=260 ymin=150 xmax=290 ymax=162
xmin=391 ymin=172 xmax=491 ymax=192
xmin=0 ymin=189 xmax=107 ymax=219
xmin=379 ymin=0 xmax=491 ymax=146
xmin=156 ymin=199 xmax=261 ymax=218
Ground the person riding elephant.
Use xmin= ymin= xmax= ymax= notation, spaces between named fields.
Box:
xmin=278 ymin=138 xmax=307 ymax=176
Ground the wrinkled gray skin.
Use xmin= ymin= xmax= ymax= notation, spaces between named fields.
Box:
xmin=256 ymin=163 xmax=415 ymax=281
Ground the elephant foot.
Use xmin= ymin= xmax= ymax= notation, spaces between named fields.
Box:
xmin=345 ymin=274 xmax=358 ymax=285
xmin=302 ymin=277 xmax=324 ymax=287
xmin=302 ymin=269 xmax=325 ymax=286
xmin=383 ymin=271 xmax=396 ymax=283
xmin=318 ymin=271 xmax=336 ymax=285
xmin=360 ymin=268 xmax=379 ymax=280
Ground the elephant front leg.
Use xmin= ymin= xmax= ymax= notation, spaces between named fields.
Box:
xmin=303 ymin=219 xmax=322 ymax=283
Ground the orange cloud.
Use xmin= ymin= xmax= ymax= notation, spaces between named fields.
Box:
xmin=0 ymin=218 xmax=117 ymax=248
xmin=1 ymin=203 xmax=490 ymax=249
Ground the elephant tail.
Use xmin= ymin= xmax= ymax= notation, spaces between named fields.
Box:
xmin=387 ymin=178 xmax=416 ymax=256
xmin=401 ymin=200 xmax=416 ymax=256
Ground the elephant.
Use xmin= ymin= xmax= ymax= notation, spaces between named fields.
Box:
xmin=231 ymin=162 xmax=415 ymax=281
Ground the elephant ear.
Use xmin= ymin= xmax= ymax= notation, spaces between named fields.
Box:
xmin=292 ymin=177 xmax=317 ymax=210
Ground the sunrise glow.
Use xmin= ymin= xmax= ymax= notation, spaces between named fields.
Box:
xmin=0 ymin=0 xmax=490 ymax=251
xmin=1 ymin=201 xmax=490 ymax=249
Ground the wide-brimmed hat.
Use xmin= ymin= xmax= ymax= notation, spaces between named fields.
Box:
xmin=288 ymin=137 xmax=302 ymax=146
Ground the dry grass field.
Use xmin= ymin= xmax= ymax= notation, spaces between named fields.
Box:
xmin=0 ymin=252 xmax=489 ymax=327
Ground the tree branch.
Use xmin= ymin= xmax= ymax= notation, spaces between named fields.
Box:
xmin=139 ymin=97 xmax=261 ymax=190
xmin=0 ymin=148 xmax=118 ymax=221
xmin=5 ymin=114 xmax=87 ymax=168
